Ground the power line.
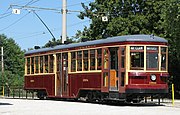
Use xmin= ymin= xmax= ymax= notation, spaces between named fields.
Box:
xmin=25 ymin=0 xmax=40 ymax=6
xmin=25 ymin=0 xmax=35 ymax=6
xmin=0 ymin=12 xmax=12 ymax=19
xmin=0 ymin=0 xmax=40 ymax=20
xmin=68 ymin=20 xmax=90 ymax=27
xmin=55 ymin=0 xmax=92 ymax=9
xmin=0 ymin=12 xmax=30 ymax=32
xmin=14 ymin=19 xmax=90 ymax=40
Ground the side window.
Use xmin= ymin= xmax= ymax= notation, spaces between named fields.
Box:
xmin=97 ymin=49 xmax=102 ymax=70
xmin=103 ymin=49 xmax=109 ymax=69
xmin=90 ymin=49 xmax=95 ymax=70
xmin=44 ymin=55 xmax=48 ymax=73
xmin=40 ymin=56 xmax=43 ymax=73
xmin=35 ymin=56 xmax=39 ymax=73
xmin=83 ymin=50 xmax=89 ymax=71
xmin=161 ymin=47 xmax=167 ymax=70
xmin=71 ymin=52 xmax=76 ymax=72
xmin=77 ymin=51 xmax=82 ymax=71
xmin=31 ymin=57 xmax=34 ymax=74
xmin=49 ymin=54 xmax=54 ymax=73
xmin=27 ymin=57 xmax=30 ymax=74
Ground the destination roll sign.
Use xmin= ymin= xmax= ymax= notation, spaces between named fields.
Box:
xmin=147 ymin=46 xmax=158 ymax=51
xmin=130 ymin=46 xmax=144 ymax=50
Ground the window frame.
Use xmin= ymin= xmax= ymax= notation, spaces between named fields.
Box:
xmin=130 ymin=46 xmax=144 ymax=70
xmin=161 ymin=47 xmax=167 ymax=71
xmin=146 ymin=46 xmax=159 ymax=70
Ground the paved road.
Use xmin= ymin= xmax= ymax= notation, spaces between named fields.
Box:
xmin=0 ymin=98 xmax=180 ymax=115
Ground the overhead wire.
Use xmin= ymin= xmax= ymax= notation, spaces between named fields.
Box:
xmin=0 ymin=6 xmax=12 ymax=19
xmin=0 ymin=12 xmax=12 ymax=19
xmin=14 ymin=19 xmax=90 ymax=40
xmin=0 ymin=12 xmax=30 ymax=32
xmin=25 ymin=0 xmax=40 ymax=6
xmin=1 ymin=0 xmax=90 ymax=41
xmin=66 ymin=0 xmax=92 ymax=8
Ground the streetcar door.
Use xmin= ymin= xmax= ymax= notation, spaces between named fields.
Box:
xmin=102 ymin=48 xmax=110 ymax=92
xmin=62 ymin=53 xmax=68 ymax=97
xmin=56 ymin=53 xmax=62 ymax=96
xmin=119 ymin=46 xmax=126 ymax=93
xmin=109 ymin=47 xmax=119 ymax=91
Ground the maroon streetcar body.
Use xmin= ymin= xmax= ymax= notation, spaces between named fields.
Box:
xmin=69 ymin=73 xmax=101 ymax=98
xmin=24 ymin=74 xmax=55 ymax=96
xmin=24 ymin=35 xmax=169 ymax=103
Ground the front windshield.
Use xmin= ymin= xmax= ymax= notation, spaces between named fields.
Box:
xmin=130 ymin=46 xmax=144 ymax=70
xmin=146 ymin=46 xmax=159 ymax=70
xmin=129 ymin=46 xmax=168 ymax=71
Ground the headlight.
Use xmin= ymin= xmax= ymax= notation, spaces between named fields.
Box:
xmin=151 ymin=74 xmax=156 ymax=81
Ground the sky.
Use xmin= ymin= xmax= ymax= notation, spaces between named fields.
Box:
xmin=0 ymin=0 xmax=93 ymax=50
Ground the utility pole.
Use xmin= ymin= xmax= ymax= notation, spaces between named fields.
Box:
xmin=1 ymin=47 xmax=4 ymax=73
xmin=1 ymin=47 xmax=4 ymax=96
xmin=62 ymin=0 xmax=67 ymax=43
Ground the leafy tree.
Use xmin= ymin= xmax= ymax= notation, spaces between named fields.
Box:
xmin=0 ymin=34 xmax=24 ymax=87
xmin=77 ymin=0 xmax=166 ymax=40
xmin=164 ymin=0 xmax=180 ymax=97
xmin=43 ymin=37 xmax=76 ymax=48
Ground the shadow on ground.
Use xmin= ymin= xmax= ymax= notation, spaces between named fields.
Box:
xmin=50 ymin=98 xmax=164 ymax=107
xmin=0 ymin=102 xmax=13 ymax=106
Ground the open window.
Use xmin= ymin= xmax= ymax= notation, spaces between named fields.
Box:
xmin=90 ymin=49 xmax=95 ymax=70
xmin=31 ymin=57 xmax=34 ymax=74
xmin=49 ymin=54 xmax=54 ymax=73
xmin=71 ymin=52 xmax=76 ymax=72
xmin=77 ymin=51 xmax=82 ymax=71
xmin=97 ymin=49 xmax=102 ymax=70
xmin=35 ymin=56 xmax=39 ymax=73
xmin=83 ymin=50 xmax=89 ymax=71
xmin=27 ymin=57 xmax=30 ymax=74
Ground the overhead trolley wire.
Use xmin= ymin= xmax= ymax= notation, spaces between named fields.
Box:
xmin=0 ymin=12 xmax=30 ymax=32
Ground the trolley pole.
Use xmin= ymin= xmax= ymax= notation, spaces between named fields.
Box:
xmin=62 ymin=0 xmax=67 ymax=43
xmin=1 ymin=47 xmax=4 ymax=96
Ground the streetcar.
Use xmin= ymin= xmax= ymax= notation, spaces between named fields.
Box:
xmin=24 ymin=34 xmax=169 ymax=103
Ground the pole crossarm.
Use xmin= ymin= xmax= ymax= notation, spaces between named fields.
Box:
xmin=10 ymin=4 xmax=81 ymax=13
xmin=10 ymin=4 xmax=61 ymax=12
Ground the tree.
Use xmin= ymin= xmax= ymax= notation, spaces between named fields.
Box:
xmin=76 ymin=0 xmax=166 ymax=40
xmin=164 ymin=0 xmax=180 ymax=97
xmin=0 ymin=34 xmax=25 ymax=87
xmin=43 ymin=37 xmax=76 ymax=48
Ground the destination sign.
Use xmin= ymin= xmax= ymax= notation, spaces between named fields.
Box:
xmin=130 ymin=46 xmax=144 ymax=50
xmin=147 ymin=46 xmax=158 ymax=51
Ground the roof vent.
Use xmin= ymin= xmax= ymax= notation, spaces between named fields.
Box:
xmin=82 ymin=38 xmax=89 ymax=42
xmin=34 ymin=46 xmax=40 ymax=49
xmin=64 ymin=41 xmax=72 ymax=45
